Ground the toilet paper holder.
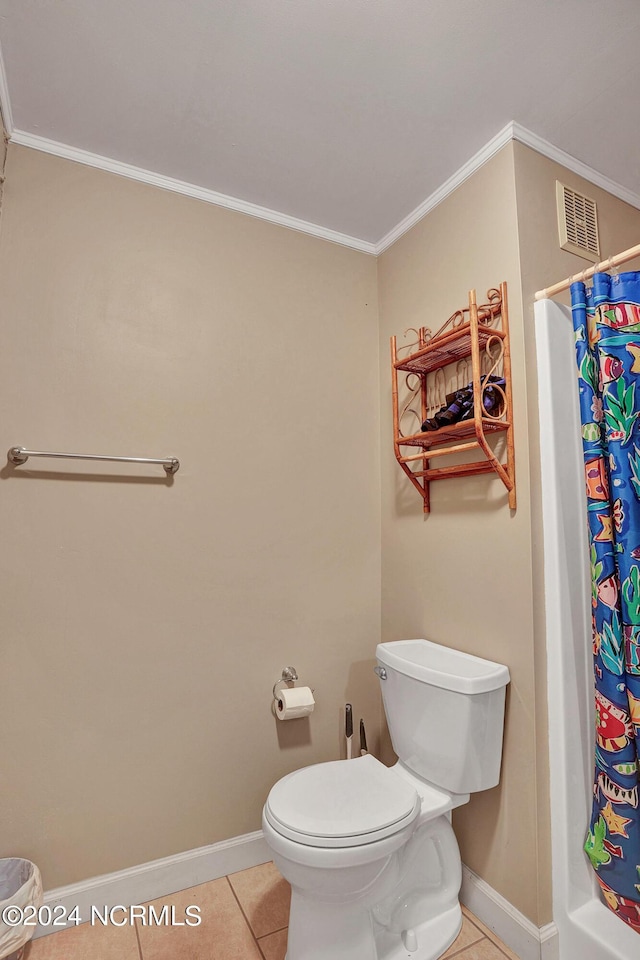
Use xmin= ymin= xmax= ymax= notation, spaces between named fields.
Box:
xmin=273 ymin=666 xmax=300 ymax=704
xmin=272 ymin=667 xmax=315 ymax=709
xmin=271 ymin=667 xmax=315 ymax=720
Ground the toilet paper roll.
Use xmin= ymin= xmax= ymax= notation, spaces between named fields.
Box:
xmin=276 ymin=686 xmax=315 ymax=721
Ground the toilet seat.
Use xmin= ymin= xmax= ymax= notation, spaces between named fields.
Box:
xmin=264 ymin=755 xmax=421 ymax=847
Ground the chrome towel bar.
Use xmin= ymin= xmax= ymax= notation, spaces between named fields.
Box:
xmin=7 ymin=447 xmax=180 ymax=475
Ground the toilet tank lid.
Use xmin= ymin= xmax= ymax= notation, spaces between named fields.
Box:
xmin=376 ymin=639 xmax=510 ymax=694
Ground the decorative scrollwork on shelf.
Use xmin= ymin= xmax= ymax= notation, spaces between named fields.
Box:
xmin=480 ymin=335 xmax=507 ymax=421
xmin=456 ymin=358 xmax=471 ymax=391
xmin=398 ymin=372 xmax=423 ymax=438
xmin=482 ymin=381 xmax=507 ymax=422
xmin=429 ymin=309 xmax=467 ymax=342
xmin=425 ymin=369 xmax=446 ymax=420
xmin=477 ymin=288 xmax=502 ymax=325
xmin=395 ymin=327 xmax=423 ymax=361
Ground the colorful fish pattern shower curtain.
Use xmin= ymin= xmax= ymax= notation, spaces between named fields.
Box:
xmin=571 ymin=272 xmax=640 ymax=933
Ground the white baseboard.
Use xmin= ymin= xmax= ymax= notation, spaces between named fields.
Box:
xmin=539 ymin=922 xmax=560 ymax=960
xmin=34 ymin=830 xmax=270 ymax=939
xmin=34 ymin=838 xmax=559 ymax=958
xmin=461 ymin=864 xmax=559 ymax=960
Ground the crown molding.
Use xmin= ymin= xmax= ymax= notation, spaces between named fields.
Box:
xmin=0 ymin=34 xmax=14 ymax=135
xmin=510 ymin=121 xmax=640 ymax=212
xmin=375 ymin=121 xmax=640 ymax=255
xmin=8 ymin=128 xmax=377 ymax=255
xmin=374 ymin=122 xmax=516 ymax=255
xmin=4 ymin=113 xmax=640 ymax=258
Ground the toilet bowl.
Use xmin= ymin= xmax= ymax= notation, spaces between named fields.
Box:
xmin=262 ymin=639 xmax=510 ymax=960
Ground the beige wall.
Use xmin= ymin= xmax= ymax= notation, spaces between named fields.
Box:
xmin=0 ymin=145 xmax=382 ymax=888
xmin=3 ymin=132 xmax=638 ymax=916
xmin=377 ymin=143 xmax=549 ymax=924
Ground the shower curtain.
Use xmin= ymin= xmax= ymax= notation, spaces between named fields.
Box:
xmin=571 ymin=272 xmax=640 ymax=933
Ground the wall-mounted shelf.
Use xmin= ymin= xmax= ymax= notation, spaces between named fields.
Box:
xmin=391 ymin=282 xmax=516 ymax=513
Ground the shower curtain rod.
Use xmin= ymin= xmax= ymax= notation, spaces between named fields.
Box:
xmin=534 ymin=242 xmax=640 ymax=301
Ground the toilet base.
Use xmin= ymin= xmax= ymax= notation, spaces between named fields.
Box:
xmin=279 ymin=813 xmax=463 ymax=960
xmin=285 ymin=891 xmax=379 ymax=960
xmin=284 ymin=902 xmax=461 ymax=960
xmin=374 ymin=902 xmax=462 ymax=960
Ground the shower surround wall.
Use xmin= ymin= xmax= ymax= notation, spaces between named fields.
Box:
xmin=0 ymin=145 xmax=381 ymax=888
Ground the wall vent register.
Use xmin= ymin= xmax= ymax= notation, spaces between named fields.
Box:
xmin=556 ymin=180 xmax=600 ymax=262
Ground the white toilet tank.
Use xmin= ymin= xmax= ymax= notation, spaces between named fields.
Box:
xmin=376 ymin=639 xmax=510 ymax=795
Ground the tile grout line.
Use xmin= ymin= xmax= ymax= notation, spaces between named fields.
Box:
xmin=224 ymin=874 xmax=264 ymax=954
xmin=469 ymin=930 xmax=521 ymax=960
xmin=256 ymin=935 xmax=268 ymax=960
xmin=258 ymin=923 xmax=288 ymax=938
xmin=476 ymin=934 xmax=521 ymax=960
xmin=460 ymin=908 xmax=523 ymax=959
xmin=133 ymin=916 xmax=144 ymax=960
xmin=442 ymin=910 xmax=525 ymax=960
xmin=255 ymin=922 xmax=289 ymax=959
xmin=442 ymin=934 xmax=487 ymax=959
xmin=495 ymin=942 xmax=521 ymax=960
xmin=477 ymin=926 xmax=522 ymax=958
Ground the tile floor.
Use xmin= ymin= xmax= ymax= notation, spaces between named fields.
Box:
xmin=23 ymin=861 xmax=521 ymax=960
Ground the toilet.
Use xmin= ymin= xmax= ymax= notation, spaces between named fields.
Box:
xmin=262 ymin=639 xmax=510 ymax=960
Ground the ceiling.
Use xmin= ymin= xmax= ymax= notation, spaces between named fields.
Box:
xmin=1 ymin=0 xmax=640 ymax=247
